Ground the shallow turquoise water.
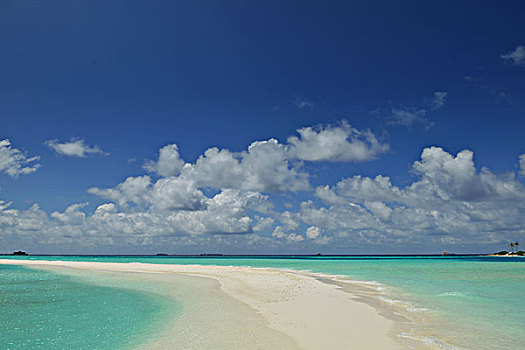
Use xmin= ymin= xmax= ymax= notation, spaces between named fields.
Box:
xmin=2 ymin=255 xmax=524 ymax=349
xmin=0 ymin=264 xmax=180 ymax=350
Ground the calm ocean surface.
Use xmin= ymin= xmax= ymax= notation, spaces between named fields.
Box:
xmin=1 ymin=255 xmax=524 ymax=349
xmin=0 ymin=263 xmax=180 ymax=350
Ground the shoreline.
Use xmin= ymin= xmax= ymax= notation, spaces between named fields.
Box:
xmin=0 ymin=259 xmax=410 ymax=349
xmin=487 ymin=254 xmax=524 ymax=257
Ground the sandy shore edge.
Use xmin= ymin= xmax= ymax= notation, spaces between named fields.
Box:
xmin=0 ymin=259 xmax=403 ymax=349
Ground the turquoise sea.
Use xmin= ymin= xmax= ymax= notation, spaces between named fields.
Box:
xmin=1 ymin=255 xmax=524 ymax=349
xmin=0 ymin=263 xmax=180 ymax=350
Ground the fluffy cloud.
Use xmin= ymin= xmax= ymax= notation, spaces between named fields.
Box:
xmin=305 ymin=226 xmax=321 ymax=239
xmin=95 ymin=188 xmax=262 ymax=236
xmin=143 ymin=144 xmax=185 ymax=177
xmin=80 ymin=124 xmax=370 ymax=241
xmin=2 ymin=138 xmax=525 ymax=251
xmin=271 ymin=226 xmax=304 ymax=242
xmin=51 ymin=203 xmax=88 ymax=226
xmin=501 ymin=45 xmax=525 ymax=66
xmin=147 ymin=139 xmax=310 ymax=193
xmin=0 ymin=202 xmax=49 ymax=233
xmin=151 ymin=177 xmax=208 ymax=211
xmin=305 ymin=226 xmax=331 ymax=245
xmin=88 ymin=176 xmax=152 ymax=207
xmin=8 ymin=121 xmax=524 ymax=252
xmin=141 ymin=122 xmax=386 ymax=193
xmin=215 ymin=142 xmax=302 ymax=191
xmin=45 ymin=138 xmax=106 ymax=157
xmin=253 ymin=216 xmax=274 ymax=232
xmin=89 ymin=175 xmax=211 ymax=212
xmin=279 ymin=211 xmax=301 ymax=230
xmin=315 ymin=174 xmax=403 ymax=209
xmin=287 ymin=122 xmax=388 ymax=162
xmin=411 ymin=147 xmax=516 ymax=201
xmin=286 ymin=233 xmax=305 ymax=242
xmin=0 ymin=139 xmax=40 ymax=177
xmin=271 ymin=225 xmax=286 ymax=238
xmin=307 ymin=147 xmax=525 ymax=245
xmin=0 ymin=189 xmax=264 ymax=243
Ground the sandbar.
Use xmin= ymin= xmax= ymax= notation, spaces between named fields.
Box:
xmin=0 ymin=259 xmax=405 ymax=349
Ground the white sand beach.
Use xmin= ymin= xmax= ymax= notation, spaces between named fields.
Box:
xmin=0 ymin=259 xmax=404 ymax=349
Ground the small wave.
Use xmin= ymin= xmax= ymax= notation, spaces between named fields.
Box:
xmin=379 ymin=297 xmax=429 ymax=314
xmin=379 ymin=296 xmax=404 ymax=304
xmin=399 ymin=333 xmax=463 ymax=350
xmin=332 ymin=277 xmax=382 ymax=287
xmin=406 ymin=306 xmax=428 ymax=312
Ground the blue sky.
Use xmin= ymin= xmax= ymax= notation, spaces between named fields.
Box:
xmin=1 ymin=0 xmax=524 ymax=254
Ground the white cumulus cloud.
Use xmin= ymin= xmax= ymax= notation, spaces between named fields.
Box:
xmin=45 ymin=138 xmax=106 ymax=157
xmin=12 ymin=121 xmax=525 ymax=252
xmin=253 ymin=216 xmax=275 ymax=232
xmin=2 ymin=139 xmax=525 ymax=252
xmin=143 ymin=144 xmax=185 ymax=177
xmin=88 ymin=176 xmax=152 ymax=208
xmin=51 ymin=203 xmax=88 ymax=226
xmin=287 ymin=121 xmax=389 ymax=162
xmin=306 ymin=147 xmax=525 ymax=246
xmin=271 ymin=226 xmax=304 ymax=242
xmin=151 ymin=177 xmax=208 ymax=211
xmin=0 ymin=139 xmax=40 ymax=177
xmin=305 ymin=226 xmax=321 ymax=239
xmin=174 ymin=139 xmax=310 ymax=193
xmin=141 ymin=122 xmax=388 ymax=195
xmin=286 ymin=233 xmax=305 ymax=242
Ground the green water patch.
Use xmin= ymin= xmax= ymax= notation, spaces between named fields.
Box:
xmin=0 ymin=265 xmax=180 ymax=350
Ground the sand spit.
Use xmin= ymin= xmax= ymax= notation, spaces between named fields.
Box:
xmin=0 ymin=259 xmax=403 ymax=349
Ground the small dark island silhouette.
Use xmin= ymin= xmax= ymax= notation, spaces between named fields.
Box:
xmin=12 ymin=251 xmax=28 ymax=256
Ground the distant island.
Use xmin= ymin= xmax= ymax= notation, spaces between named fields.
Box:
xmin=491 ymin=251 xmax=524 ymax=256
xmin=12 ymin=251 xmax=28 ymax=256
xmin=491 ymin=241 xmax=523 ymax=256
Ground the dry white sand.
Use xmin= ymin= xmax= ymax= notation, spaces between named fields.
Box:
xmin=0 ymin=259 xmax=403 ymax=349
